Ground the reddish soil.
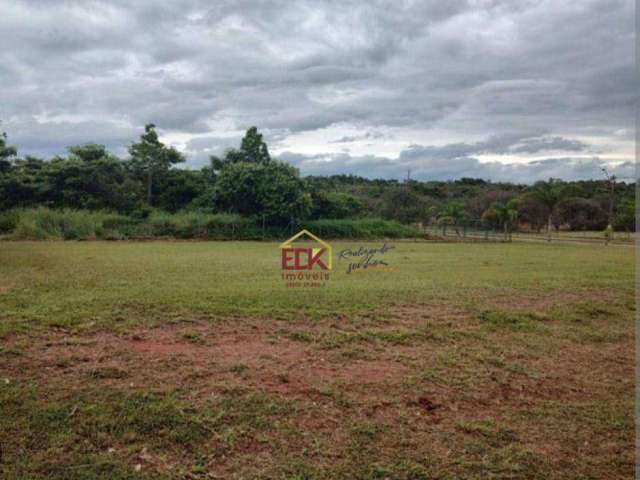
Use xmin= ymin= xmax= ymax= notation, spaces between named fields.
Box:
xmin=0 ymin=300 xmax=634 ymax=478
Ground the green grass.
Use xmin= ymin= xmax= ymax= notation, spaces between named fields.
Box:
xmin=0 ymin=240 xmax=633 ymax=336
xmin=0 ymin=381 xmax=294 ymax=479
xmin=0 ymin=240 xmax=634 ymax=479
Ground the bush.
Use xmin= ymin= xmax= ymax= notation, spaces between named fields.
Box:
xmin=146 ymin=211 xmax=257 ymax=239
xmin=302 ymin=218 xmax=420 ymax=239
xmin=3 ymin=209 xmax=421 ymax=240
xmin=310 ymin=192 xmax=363 ymax=219
xmin=11 ymin=208 xmax=131 ymax=240
xmin=0 ymin=209 xmax=20 ymax=234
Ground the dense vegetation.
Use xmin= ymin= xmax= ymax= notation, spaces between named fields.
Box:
xmin=0 ymin=125 xmax=634 ymax=239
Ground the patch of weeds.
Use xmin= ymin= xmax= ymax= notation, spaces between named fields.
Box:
xmin=280 ymin=329 xmax=315 ymax=343
xmin=54 ymin=357 xmax=72 ymax=369
xmin=477 ymin=310 xmax=550 ymax=333
xmin=181 ymin=331 xmax=205 ymax=344
xmin=417 ymin=367 xmax=447 ymax=385
xmin=573 ymin=327 xmax=627 ymax=344
xmin=339 ymin=345 xmax=375 ymax=360
xmin=334 ymin=461 xmax=431 ymax=480
xmin=320 ymin=327 xmax=439 ymax=349
xmin=350 ymin=421 xmax=384 ymax=439
xmin=574 ymin=302 xmax=617 ymax=320
xmin=77 ymin=390 xmax=214 ymax=446
xmin=0 ymin=381 xmax=212 ymax=477
xmin=556 ymin=401 xmax=633 ymax=432
xmin=229 ymin=363 xmax=249 ymax=376
xmin=457 ymin=419 xmax=518 ymax=448
xmin=315 ymin=383 xmax=352 ymax=408
xmin=268 ymin=457 xmax=322 ymax=480
xmin=554 ymin=300 xmax=632 ymax=324
xmin=88 ymin=366 xmax=129 ymax=379
xmin=372 ymin=327 xmax=440 ymax=345
xmin=213 ymin=393 xmax=294 ymax=433
xmin=482 ymin=355 xmax=529 ymax=376
xmin=503 ymin=362 xmax=529 ymax=375
xmin=23 ymin=454 xmax=163 ymax=480
xmin=453 ymin=442 xmax=551 ymax=478
xmin=0 ymin=345 xmax=23 ymax=357
xmin=429 ymin=352 xmax=485 ymax=388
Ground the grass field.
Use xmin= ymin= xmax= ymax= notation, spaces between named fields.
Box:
xmin=0 ymin=240 xmax=635 ymax=479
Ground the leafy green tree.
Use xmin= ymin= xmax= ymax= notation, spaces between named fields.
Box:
xmin=0 ymin=131 xmax=17 ymax=174
xmin=310 ymin=191 xmax=363 ymax=219
xmin=530 ymin=179 xmax=566 ymax=241
xmin=613 ymin=198 xmax=635 ymax=232
xmin=128 ymin=124 xmax=184 ymax=206
xmin=380 ymin=188 xmax=427 ymax=224
xmin=437 ymin=201 xmax=467 ymax=236
xmin=214 ymin=161 xmax=310 ymax=224
xmin=483 ymin=200 xmax=518 ymax=241
xmin=68 ymin=143 xmax=110 ymax=163
xmin=211 ymin=126 xmax=271 ymax=169
xmin=0 ymin=156 xmax=44 ymax=209
xmin=241 ymin=126 xmax=270 ymax=163
xmin=39 ymin=147 xmax=139 ymax=211
xmin=155 ymin=169 xmax=207 ymax=213
xmin=554 ymin=197 xmax=607 ymax=231
xmin=512 ymin=193 xmax=547 ymax=232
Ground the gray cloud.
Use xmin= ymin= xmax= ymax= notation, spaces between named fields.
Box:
xmin=0 ymin=0 xmax=634 ymax=181
xmin=330 ymin=131 xmax=388 ymax=143
xmin=281 ymin=149 xmax=633 ymax=184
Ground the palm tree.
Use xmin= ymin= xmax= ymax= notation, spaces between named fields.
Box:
xmin=492 ymin=200 xmax=518 ymax=241
xmin=531 ymin=179 xmax=565 ymax=242
xmin=437 ymin=201 xmax=467 ymax=237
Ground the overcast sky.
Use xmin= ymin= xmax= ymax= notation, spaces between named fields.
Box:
xmin=0 ymin=0 xmax=635 ymax=182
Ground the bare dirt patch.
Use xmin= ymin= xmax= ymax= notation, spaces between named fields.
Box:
xmin=1 ymin=299 xmax=634 ymax=479
xmin=3 ymin=318 xmax=410 ymax=399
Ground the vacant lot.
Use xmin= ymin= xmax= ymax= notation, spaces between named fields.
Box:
xmin=0 ymin=241 xmax=634 ymax=479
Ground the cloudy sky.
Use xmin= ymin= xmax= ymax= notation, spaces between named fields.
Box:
xmin=0 ymin=0 xmax=635 ymax=182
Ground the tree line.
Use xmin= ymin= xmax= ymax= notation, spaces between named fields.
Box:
xmin=0 ymin=125 xmax=635 ymax=235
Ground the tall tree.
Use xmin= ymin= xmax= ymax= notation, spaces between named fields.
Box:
xmin=214 ymin=161 xmax=310 ymax=224
xmin=68 ymin=143 xmax=110 ymax=163
xmin=210 ymin=126 xmax=271 ymax=169
xmin=128 ymin=124 xmax=184 ymax=206
xmin=0 ymin=130 xmax=17 ymax=174
xmin=531 ymin=179 xmax=565 ymax=241
xmin=240 ymin=126 xmax=270 ymax=163
xmin=437 ymin=201 xmax=467 ymax=236
xmin=490 ymin=200 xmax=518 ymax=241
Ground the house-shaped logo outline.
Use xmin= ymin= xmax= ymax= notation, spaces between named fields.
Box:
xmin=279 ymin=229 xmax=332 ymax=270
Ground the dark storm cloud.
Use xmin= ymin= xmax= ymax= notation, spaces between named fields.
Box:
xmin=0 ymin=0 xmax=634 ymax=181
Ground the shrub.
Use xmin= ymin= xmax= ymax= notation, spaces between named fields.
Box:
xmin=11 ymin=208 xmax=131 ymax=240
xmin=302 ymin=218 xmax=420 ymax=239
xmin=4 ymin=209 xmax=421 ymax=240
xmin=0 ymin=209 xmax=20 ymax=234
